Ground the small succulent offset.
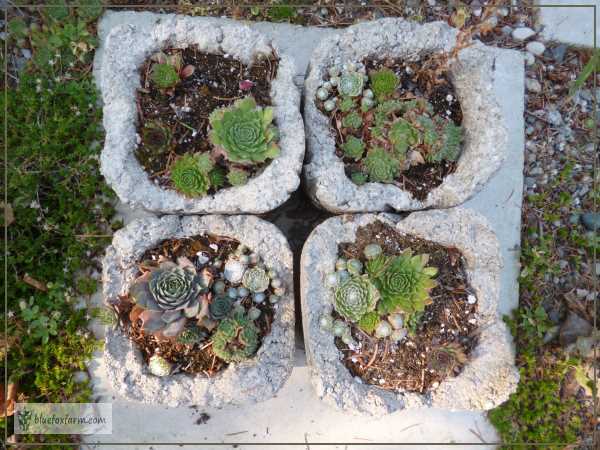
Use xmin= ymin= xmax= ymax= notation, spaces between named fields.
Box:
xmin=130 ymin=260 xmax=207 ymax=337
xmin=142 ymin=121 xmax=172 ymax=153
xmin=342 ymin=111 xmax=363 ymax=130
xmin=358 ymin=310 xmax=379 ymax=334
xmin=151 ymin=63 xmax=180 ymax=89
xmin=334 ymin=274 xmax=379 ymax=322
xmin=242 ymin=267 xmax=270 ymax=293
xmin=177 ymin=325 xmax=208 ymax=345
xmin=227 ymin=168 xmax=249 ymax=186
xmin=341 ymin=136 xmax=365 ymax=161
xmin=212 ymin=312 xmax=260 ymax=363
xmin=209 ymin=296 xmax=233 ymax=320
xmin=364 ymin=147 xmax=399 ymax=183
xmin=371 ymin=250 xmax=438 ymax=315
xmin=338 ymin=70 xmax=364 ymax=97
xmin=148 ymin=354 xmax=172 ymax=377
xmin=369 ymin=68 xmax=399 ymax=101
xmin=170 ymin=153 xmax=213 ymax=197
xmin=149 ymin=51 xmax=195 ymax=89
xmin=208 ymin=96 xmax=280 ymax=166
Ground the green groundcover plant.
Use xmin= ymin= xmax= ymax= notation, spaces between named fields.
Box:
xmin=2 ymin=3 xmax=118 ymax=446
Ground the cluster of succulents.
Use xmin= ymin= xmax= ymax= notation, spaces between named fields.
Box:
xmin=320 ymin=243 xmax=438 ymax=347
xmin=315 ymin=61 xmax=463 ymax=185
xmin=140 ymin=48 xmax=281 ymax=198
xmin=128 ymin=243 xmax=285 ymax=377
xmin=149 ymin=50 xmax=195 ymax=90
xmin=165 ymin=96 xmax=279 ymax=198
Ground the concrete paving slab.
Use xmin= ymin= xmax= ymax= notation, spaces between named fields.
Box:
xmin=86 ymin=12 xmax=523 ymax=449
xmin=537 ymin=0 xmax=599 ymax=48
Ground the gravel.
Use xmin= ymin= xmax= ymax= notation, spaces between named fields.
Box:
xmin=512 ymin=27 xmax=536 ymax=41
xmin=526 ymin=78 xmax=542 ymax=93
xmin=525 ymin=41 xmax=546 ymax=56
xmin=581 ymin=212 xmax=600 ymax=231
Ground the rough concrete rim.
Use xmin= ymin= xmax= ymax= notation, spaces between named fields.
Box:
xmin=303 ymin=18 xmax=508 ymax=213
xmin=102 ymin=215 xmax=295 ymax=407
xmin=99 ymin=14 xmax=304 ymax=214
xmin=300 ymin=208 xmax=519 ymax=416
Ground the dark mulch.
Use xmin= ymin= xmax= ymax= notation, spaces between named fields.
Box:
xmin=136 ymin=47 xmax=279 ymax=190
xmin=335 ymin=221 xmax=478 ymax=393
xmin=113 ymin=233 xmax=275 ymax=377
xmin=324 ymin=56 xmax=463 ymax=201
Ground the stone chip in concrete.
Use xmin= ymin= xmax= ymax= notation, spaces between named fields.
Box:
xmin=98 ymin=14 xmax=304 ymax=214
xmin=300 ymin=208 xmax=518 ymax=416
xmin=102 ymin=215 xmax=295 ymax=407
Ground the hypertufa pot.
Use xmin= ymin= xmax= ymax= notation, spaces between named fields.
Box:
xmin=102 ymin=215 xmax=295 ymax=407
xmin=300 ymin=208 xmax=519 ymax=416
xmin=303 ymin=18 xmax=514 ymax=213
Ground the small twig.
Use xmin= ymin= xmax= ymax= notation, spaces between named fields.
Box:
xmin=225 ymin=430 xmax=248 ymax=437
xmin=23 ymin=274 xmax=48 ymax=292
xmin=213 ymin=95 xmax=244 ymax=101
xmin=365 ymin=341 xmax=379 ymax=369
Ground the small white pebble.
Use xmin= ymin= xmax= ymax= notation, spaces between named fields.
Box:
xmin=209 ymin=243 xmax=218 ymax=251
xmin=446 ymin=94 xmax=453 ymax=102
xmin=467 ymin=294 xmax=477 ymax=304
xmin=468 ymin=318 xmax=477 ymax=325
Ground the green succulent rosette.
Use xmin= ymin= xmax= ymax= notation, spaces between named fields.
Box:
xmin=364 ymin=147 xmax=399 ymax=183
xmin=170 ymin=154 xmax=212 ymax=197
xmin=333 ymin=274 xmax=379 ymax=322
xmin=372 ymin=250 xmax=438 ymax=315
xmin=338 ymin=71 xmax=364 ymax=97
xmin=129 ymin=261 xmax=206 ymax=337
xmin=242 ymin=266 xmax=270 ymax=293
xmin=209 ymin=296 xmax=233 ymax=320
xmin=212 ymin=313 xmax=260 ymax=363
xmin=208 ymin=96 xmax=280 ymax=165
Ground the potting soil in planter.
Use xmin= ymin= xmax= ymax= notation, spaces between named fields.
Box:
xmin=136 ymin=47 xmax=280 ymax=197
xmin=320 ymin=221 xmax=478 ymax=393
xmin=315 ymin=55 xmax=463 ymax=201
xmin=110 ymin=233 xmax=285 ymax=377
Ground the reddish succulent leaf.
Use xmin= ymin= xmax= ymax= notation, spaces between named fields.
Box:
xmin=180 ymin=64 xmax=195 ymax=79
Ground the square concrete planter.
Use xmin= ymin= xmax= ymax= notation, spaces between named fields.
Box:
xmin=98 ymin=14 xmax=304 ymax=214
xmin=300 ymin=208 xmax=518 ymax=416
xmin=102 ymin=215 xmax=294 ymax=407
xmin=303 ymin=18 xmax=509 ymax=213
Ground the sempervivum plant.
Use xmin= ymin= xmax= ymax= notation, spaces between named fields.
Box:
xmin=370 ymin=250 xmax=438 ymax=315
xmin=142 ymin=121 xmax=172 ymax=153
xmin=129 ymin=260 xmax=207 ymax=337
xmin=334 ymin=274 xmax=379 ymax=322
xmin=242 ymin=266 xmax=270 ymax=293
xmin=170 ymin=153 xmax=213 ymax=197
xmin=363 ymin=147 xmax=399 ymax=183
xmin=212 ymin=312 xmax=260 ymax=363
xmin=208 ymin=96 xmax=280 ymax=166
